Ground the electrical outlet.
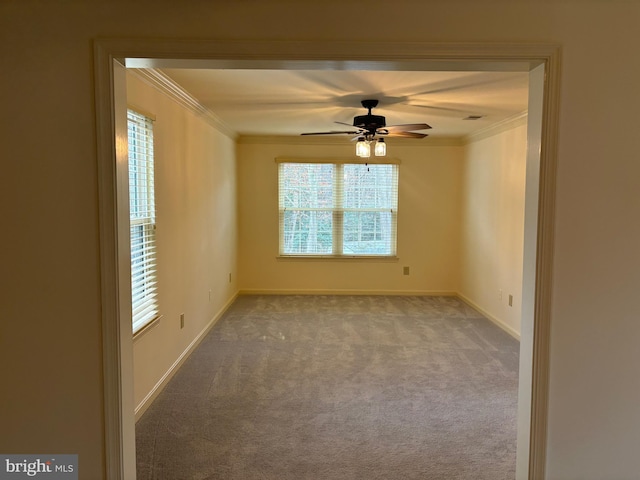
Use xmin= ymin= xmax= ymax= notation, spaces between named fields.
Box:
xmin=403 ymin=266 xmax=410 ymax=275
xmin=508 ymin=295 xmax=513 ymax=307
xmin=180 ymin=313 xmax=185 ymax=329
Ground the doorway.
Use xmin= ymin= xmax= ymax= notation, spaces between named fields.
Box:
xmin=94 ymin=40 xmax=559 ymax=480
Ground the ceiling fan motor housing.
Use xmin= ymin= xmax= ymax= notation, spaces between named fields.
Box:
xmin=355 ymin=99 xmax=386 ymax=131
xmin=353 ymin=114 xmax=386 ymax=130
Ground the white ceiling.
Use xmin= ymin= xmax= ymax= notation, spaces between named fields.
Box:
xmin=159 ymin=68 xmax=530 ymax=139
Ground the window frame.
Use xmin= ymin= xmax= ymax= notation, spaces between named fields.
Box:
xmin=277 ymin=158 xmax=399 ymax=259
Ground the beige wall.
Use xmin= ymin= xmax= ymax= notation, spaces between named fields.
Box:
xmin=459 ymin=120 xmax=528 ymax=337
xmin=3 ymin=1 xmax=640 ymax=478
xmin=126 ymin=73 xmax=238 ymax=410
xmin=237 ymin=140 xmax=462 ymax=294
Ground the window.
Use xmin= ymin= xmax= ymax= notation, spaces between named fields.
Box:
xmin=278 ymin=161 xmax=398 ymax=257
xmin=127 ymin=110 xmax=158 ymax=334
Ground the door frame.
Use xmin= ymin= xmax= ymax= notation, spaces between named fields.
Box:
xmin=94 ymin=39 xmax=560 ymax=480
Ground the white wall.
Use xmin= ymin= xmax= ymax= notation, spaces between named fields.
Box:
xmin=237 ymin=138 xmax=463 ymax=294
xmin=126 ymin=72 xmax=238 ymax=411
xmin=459 ymin=119 xmax=528 ymax=337
xmin=3 ymin=2 xmax=640 ymax=478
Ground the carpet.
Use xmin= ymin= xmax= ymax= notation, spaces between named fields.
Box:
xmin=136 ymin=295 xmax=519 ymax=479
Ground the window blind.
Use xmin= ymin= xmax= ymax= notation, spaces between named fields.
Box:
xmin=127 ymin=110 xmax=158 ymax=334
xmin=342 ymin=163 xmax=398 ymax=255
xmin=278 ymin=162 xmax=398 ymax=256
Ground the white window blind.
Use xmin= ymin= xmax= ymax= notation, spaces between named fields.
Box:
xmin=278 ymin=162 xmax=398 ymax=256
xmin=127 ymin=110 xmax=158 ymax=334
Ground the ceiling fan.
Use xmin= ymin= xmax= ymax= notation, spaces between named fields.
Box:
xmin=301 ymin=99 xmax=432 ymax=141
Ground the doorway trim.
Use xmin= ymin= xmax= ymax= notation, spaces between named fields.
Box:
xmin=94 ymin=39 xmax=560 ymax=480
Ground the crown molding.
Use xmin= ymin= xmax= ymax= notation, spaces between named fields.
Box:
xmin=463 ymin=111 xmax=528 ymax=144
xmin=128 ymin=68 xmax=237 ymax=140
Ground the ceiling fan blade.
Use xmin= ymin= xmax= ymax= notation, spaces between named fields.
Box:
xmin=384 ymin=131 xmax=429 ymax=139
xmin=383 ymin=123 xmax=432 ymax=132
xmin=301 ymin=131 xmax=361 ymax=136
xmin=334 ymin=121 xmax=356 ymax=127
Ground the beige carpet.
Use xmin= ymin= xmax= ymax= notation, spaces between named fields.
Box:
xmin=136 ymin=295 xmax=519 ymax=479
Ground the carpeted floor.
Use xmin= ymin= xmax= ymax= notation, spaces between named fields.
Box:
xmin=136 ymin=295 xmax=519 ymax=480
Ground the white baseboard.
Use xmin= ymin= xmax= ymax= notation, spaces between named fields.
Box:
xmin=456 ymin=292 xmax=521 ymax=340
xmin=134 ymin=292 xmax=239 ymax=421
xmin=238 ymin=289 xmax=458 ymax=296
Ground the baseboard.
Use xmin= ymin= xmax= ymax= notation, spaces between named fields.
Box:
xmin=134 ymin=291 xmax=239 ymax=421
xmin=456 ymin=292 xmax=521 ymax=340
xmin=238 ymin=289 xmax=458 ymax=296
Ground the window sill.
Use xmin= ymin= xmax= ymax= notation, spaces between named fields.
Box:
xmin=277 ymin=255 xmax=399 ymax=262
xmin=133 ymin=315 xmax=162 ymax=342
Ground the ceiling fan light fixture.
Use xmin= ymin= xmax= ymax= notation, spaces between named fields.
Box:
xmin=356 ymin=137 xmax=370 ymax=158
xmin=374 ymin=138 xmax=386 ymax=157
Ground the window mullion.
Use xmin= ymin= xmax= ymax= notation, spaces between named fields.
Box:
xmin=334 ymin=164 xmax=343 ymax=255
